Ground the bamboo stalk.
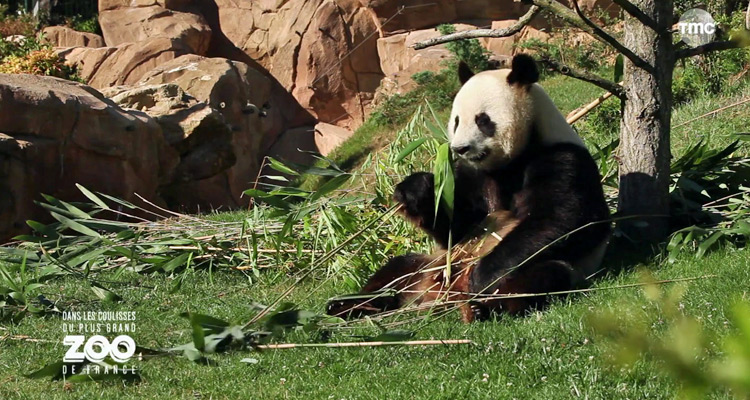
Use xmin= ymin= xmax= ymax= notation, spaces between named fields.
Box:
xmin=566 ymin=81 xmax=623 ymax=125
xmin=674 ymin=97 xmax=750 ymax=129
xmin=256 ymin=339 xmax=473 ymax=350
xmin=168 ymin=245 xmax=314 ymax=254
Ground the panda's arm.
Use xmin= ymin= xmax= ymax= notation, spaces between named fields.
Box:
xmin=393 ymin=168 xmax=491 ymax=248
xmin=468 ymin=144 xmax=611 ymax=294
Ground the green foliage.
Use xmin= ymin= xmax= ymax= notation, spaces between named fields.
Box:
xmin=673 ymin=50 xmax=749 ymax=105
xmin=591 ymin=281 xmax=750 ymax=398
xmin=436 ymin=24 xmax=491 ymax=72
xmin=674 ymin=0 xmax=747 ymax=17
xmin=370 ymin=69 xmax=458 ymax=127
xmin=411 ymin=70 xmax=434 ymax=85
xmin=586 ymin=97 xmax=622 ymax=138
xmin=673 ymin=9 xmax=750 ymax=105
xmin=666 ymin=138 xmax=750 ymax=262
xmin=0 ymin=33 xmax=82 ymax=81
xmin=66 ymin=15 xmax=100 ymax=34
xmin=519 ymin=37 xmax=608 ymax=77
xmin=0 ymin=4 xmax=37 ymax=37
xmin=0 ymin=31 xmax=44 ymax=59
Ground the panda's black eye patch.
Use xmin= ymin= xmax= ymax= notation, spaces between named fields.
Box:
xmin=454 ymin=115 xmax=459 ymax=130
xmin=475 ymin=112 xmax=495 ymax=137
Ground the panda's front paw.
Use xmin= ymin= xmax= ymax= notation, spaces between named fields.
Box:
xmin=393 ymin=172 xmax=435 ymax=223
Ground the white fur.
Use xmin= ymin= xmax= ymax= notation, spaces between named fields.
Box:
xmin=448 ymin=69 xmax=584 ymax=170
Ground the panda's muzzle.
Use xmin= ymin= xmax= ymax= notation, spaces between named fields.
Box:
xmin=468 ymin=151 xmax=489 ymax=163
xmin=452 ymin=144 xmax=489 ymax=163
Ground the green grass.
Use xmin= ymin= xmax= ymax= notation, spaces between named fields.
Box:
xmin=1 ymin=246 xmax=748 ymax=399
xmin=1 ymin=70 xmax=750 ymax=399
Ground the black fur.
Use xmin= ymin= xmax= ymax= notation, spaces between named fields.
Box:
xmin=475 ymin=112 xmax=496 ymax=137
xmin=507 ymin=54 xmax=540 ymax=86
xmin=458 ymin=61 xmax=475 ymax=85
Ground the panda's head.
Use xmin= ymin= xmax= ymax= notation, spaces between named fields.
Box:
xmin=448 ymin=54 xmax=541 ymax=170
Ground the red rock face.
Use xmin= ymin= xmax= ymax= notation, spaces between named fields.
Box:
xmin=0 ymin=74 xmax=178 ymax=242
xmin=0 ymin=0 xmax=620 ymax=240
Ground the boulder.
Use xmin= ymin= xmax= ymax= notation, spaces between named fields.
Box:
xmin=98 ymin=3 xmax=212 ymax=55
xmin=57 ymin=37 xmax=192 ymax=90
xmin=42 ymin=26 xmax=105 ymax=48
xmin=0 ymin=74 xmax=178 ymax=242
xmin=376 ymin=24 xmax=476 ymax=92
xmin=104 ymin=83 xmax=236 ymax=184
xmin=212 ymin=0 xmax=383 ymax=130
xmin=138 ymin=55 xmax=280 ymax=210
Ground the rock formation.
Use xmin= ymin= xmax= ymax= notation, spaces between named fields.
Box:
xmin=0 ymin=0 xmax=619 ymax=241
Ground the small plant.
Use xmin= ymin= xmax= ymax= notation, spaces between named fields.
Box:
xmin=590 ymin=280 xmax=750 ymax=399
xmin=370 ymin=69 xmax=458 ymax=127
xmin=0 ymin=46 xmax=80 ymax=80
xmin=436 ymin=24 xmax=491 ymax=72
xmin=0 ymin=5 xmax=37 ymax=37
xmin=65 ymin=14 xmax=100 ymax=34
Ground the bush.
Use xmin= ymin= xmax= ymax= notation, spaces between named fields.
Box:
xmin=586 ymin=97 xmax=622 ymax=137
xmin=0 ymin=5 xmax=37 ymax=37
xmin=370 ymin=69 xmax=458 ymax=127
xmin=673 ymin=9 xmax=750 ymax=105
xmin=436 ymin=24 xmax=491 ymax=72
xmin=0 ymin=47 xmax=80 ymax=80
xmin=63 ymin=15 xmax=101 ymax=35
xmin=0 ymin=32 xmax=44 ymax=59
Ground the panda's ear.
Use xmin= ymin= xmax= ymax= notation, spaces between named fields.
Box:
xmin=458 ymin=61 xmax=474 ymax=85
xmin=507 ymin=54 xmax=539 ymax=86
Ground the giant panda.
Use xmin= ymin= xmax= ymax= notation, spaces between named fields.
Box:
xmin=327 ymin=54 xmax=611 ymax=322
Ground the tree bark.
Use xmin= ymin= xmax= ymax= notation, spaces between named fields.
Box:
xmin=617 ymin=0 xmax=674 ymax=241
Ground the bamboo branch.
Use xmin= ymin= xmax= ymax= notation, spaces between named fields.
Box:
xmin=412 ymin=6 xmax=541 ymax=50
xmin=539 ymin=56 xmax=626 ymax=98
xmin=673 ymin=97 xmax=750 ymax=129
xmin=675 ymin=40 xmax=742 ymax=59
xmin=566 ymin=82 xmax=622 ymax=124
xmin=256 ymin=339 xmax=474 ymax=350
xmin=570 ymin=0 xmax=654 ymax=73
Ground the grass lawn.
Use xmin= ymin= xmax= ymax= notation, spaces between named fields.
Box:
xmin=1 ymin=73 xmax=749 ymax=399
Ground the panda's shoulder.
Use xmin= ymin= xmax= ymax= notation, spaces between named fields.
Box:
xmin=524 ymin=142 xmax=599 ymax=176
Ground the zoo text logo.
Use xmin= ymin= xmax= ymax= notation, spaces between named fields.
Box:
xmin=678 ymin=9 xmax=717 ymax=47
xmin=63 ymin=334 xmax=136 ymax=363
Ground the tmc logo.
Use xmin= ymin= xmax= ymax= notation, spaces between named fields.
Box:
xmin=63 ymin=335 xmax=136 ymax=363
xmin=678 ymin=9 xmax=717 ymax=47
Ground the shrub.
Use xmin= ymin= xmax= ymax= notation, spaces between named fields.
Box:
xmin=0 ymin=5 xmax=37 ymax=37
xmin=64 ymin=15 xmax=101 ymax=35
xmin=586 ymin=97 xmax=622 ymax=137
xmin=0 ymin=47 xmax=80 ymax=80
xmin=0 ymin=32 xmax=44 ymax=59
xmin=370 ymin=69 xmax=458 ymax=127
xmin=436 ymin=24 xmax=491 ymax=72
xmin=673 ymin=8 xmax=750 ymax=104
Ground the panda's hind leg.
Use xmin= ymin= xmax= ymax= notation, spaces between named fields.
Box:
xmin=480 ymin=260 xmax=576 ymax=316
xmin=326 ymin=254 xmax=432 ymax=319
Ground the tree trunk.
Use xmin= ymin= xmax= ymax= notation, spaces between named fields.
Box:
xmin=618 ymin=0 xmax=674 ymax=241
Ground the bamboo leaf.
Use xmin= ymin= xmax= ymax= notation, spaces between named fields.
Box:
xmin=243 ymin=189 xmax=292 ymax=210
xmin=50 ymin=212 xmax=100 ymax=237
xmin=267 ymin=157 xmax=300 ymax=176
xmin=696 ymin=231 xmax=723 ymax=258
xmin=614 ymin=54 xmax=624 ymax=83
xmin=76 ymin=184 xmax=111 ymax=210
xmin=395 ymin=138 xmax=429 ymax=163
xmin=309 ymin=174 xmax=350 ymax=202
xmin=90 ymin=284 xmax=122 ymax=302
